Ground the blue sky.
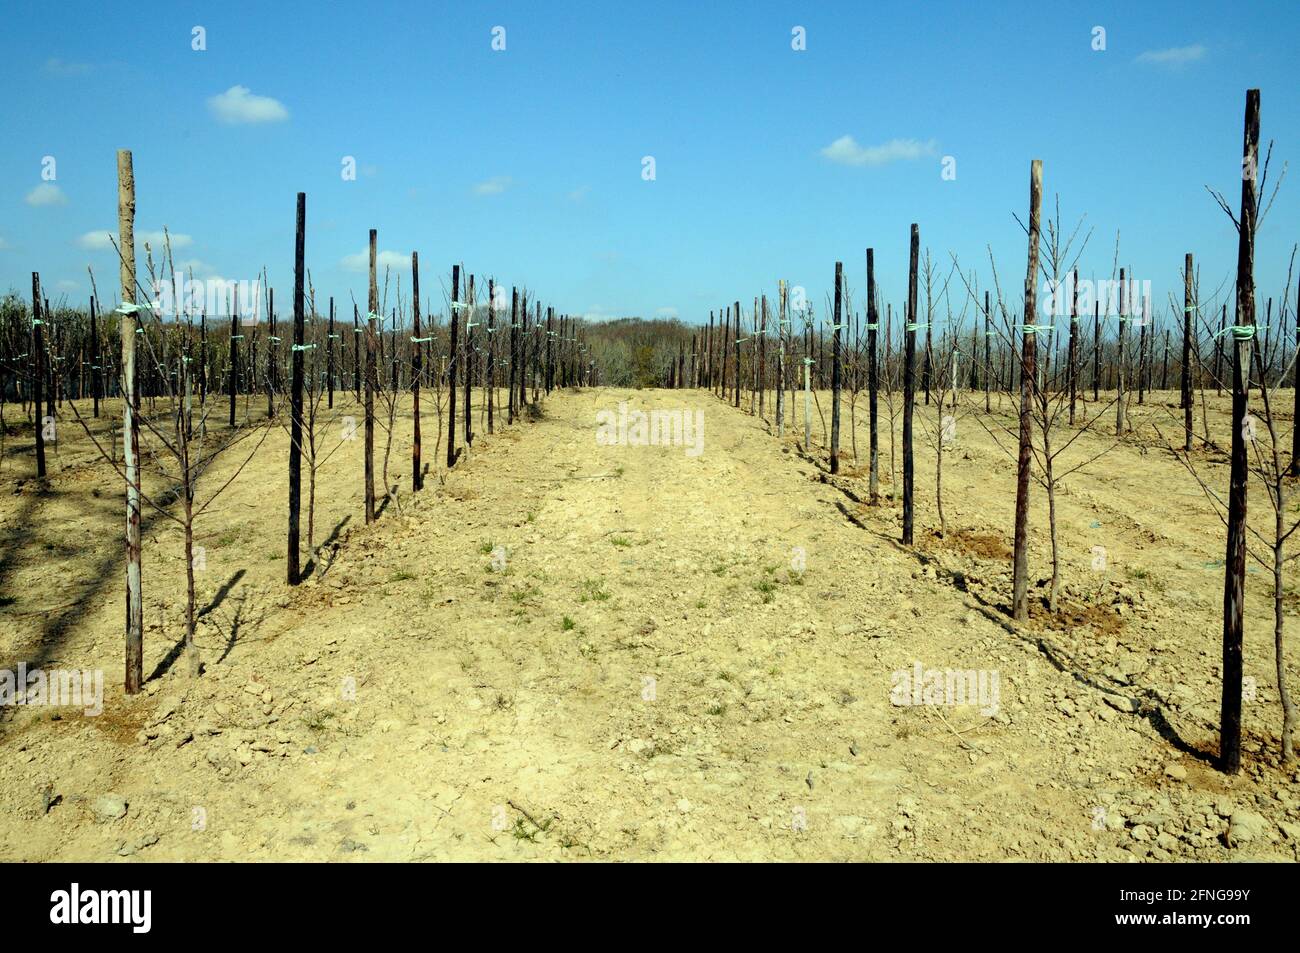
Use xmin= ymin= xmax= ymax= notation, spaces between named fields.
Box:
xmin=2 ymin=0 xmax=1297 ymax=327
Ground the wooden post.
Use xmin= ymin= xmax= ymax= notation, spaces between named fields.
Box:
xmin=802 ymin=334 xmax=812 ymax=448
xmin=1116 ymin=268 xmax=1127 ymax=435
xmin=1183 ymin=254 xmax=1195 ymax=451
xmin=533 ymin=301 xmax=542 ymax=405
xmin=775 ymin=290 xmax=786 ymax=435
xmin=518 ymin=291 xmax=528 ymax=414
xmin=287 ymin=193 xmax=306 ymax=585
xmin=31 ymin=274 xmax=46 ymax=479
xmin=508 ymin=287 xmax=518 ymax=424
xmin=759 ymin=294 xmax=767 ymax=418
xmin=868 ymin=250 xmax=880 ymax=503
xmin=364 ymin=230 xmax=378 ymax=522
xmin=1138 ymin=306 xmax=1148 ymax=405
xmin=733 ymin=300 xmax=741 ymax=409
xmin=90 ymin=295 xmax=101 ymax=418
xmin=1291 ymin=267 xmax=1299 ymax=475
xmin=353 ymin=304 xmax=361 ymax=402
xmin=903 ymin=225 xmax=919 ymax=545
xmin=198 ymin=309 xmax=207 ymax=409
xmin=1068 ymin=268 xmax=1079 ymax=425
xmin=545 ymin=304 xmax=554 ymax=396
xmin=1221 ymin=89 xmax=1260 ymax=775
xmin=1215 ymin=304 xmax=1226 ymax=396
xmin=1161 ymin=327 xmax=1170 ymax=392
xmin=229 ymin=304 xmax=238 ymax=427
xmin=830 ymin=261 xmax=843 ymax=474
xmin=411 ymin=252 xmax=424 ymax=490
xmin=118 ymin=149 xmax=144 ymax=694
xmin=1012 ymin=160 xmax=1043 ymax=622
xmin=464 ymin=275 xmax=474 ymax=446
xmin=448 ymin=265 xmax=460 ymax=466
xmin=487 ymin=279 xmax=496 ymax=434
xmin=327 ymin=297 xmax=335 ymax=409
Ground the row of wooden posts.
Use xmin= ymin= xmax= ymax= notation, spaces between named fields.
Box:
xmin=99 ymin=150 xmax=596 ymax=692
xmin=691 ymin=90 xmax=1273 ymax=774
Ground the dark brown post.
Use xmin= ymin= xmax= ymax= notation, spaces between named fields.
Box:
xmin=1291 ymin=268 xmax=1299 ymax=475
xmin=508 ymin=287 xmax=518 ymax=424
xmin=199 ymin=310 xmax=207 ymax=408
xmin=365 ymin=231 xmax=378 ymax=522
xmin=31 ymin=274 xmax=46 ymax=478
xmin=353 ymin=304 xmax=361 ymax=402
xmin=518 ymin=292 xmax=529 ymax=413
xmin=1012 ymin=159 xmax=1043 ymax=622
xmin=1215 ymin=304 xmax=1226 ymax=396
xmin=287 ymin=193 xmax=306 ymax=585
xmin=447 ymin=265 xmax=460 ymax=466
xmin=411 ymin=252 xmax=423 ymax=491
xmin=1161 ymin=327 xmax=1170 ymax=392
xmin=1183 ymin=254 xmax=1195 ymax=451
xmin=903 ymin=225 xmax=919 ymax=545
xmin=229 ymin=304 xmax=238 ymax=427
xmin=464 ymin=275 xmax=474 ymax=445
xmin=90 ymin=295 xmax=101 ymax=417
xmin=1092 ymin=302 xmax=1101 ymax=402
xmin=1116 ymin=268 xmax=1127 ymax=435
xmin=327 ymin=297 xmax=335 ymax=409
xmin=487 ymin=279 xmax=496 ymax=433
xmin=1068 ymin=268 xmax=1078 ymax=425
xmin=868 ymin=251 xmax=880 ymax=502
xmin=1221 ymin=89 xmax=1260 ymax=775
xmin=545 ymin=304 xmax=554 ymax=395
xmin=733 ymin=300 xmax=741 ymax=408
xmin=830 ymin=261 xmax=843 ymax=474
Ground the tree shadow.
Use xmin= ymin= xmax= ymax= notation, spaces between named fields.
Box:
xmin=303 ymin=514 xmax=351 ymax=578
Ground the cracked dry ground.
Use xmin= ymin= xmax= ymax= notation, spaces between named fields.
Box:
xmin=3 ymin=387 xmax=1298 ymax=860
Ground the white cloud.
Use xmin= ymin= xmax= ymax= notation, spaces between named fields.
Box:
xmin=207 ymin=85 xmax=289 ymax=124
xmin=473 ymin=176 xmax=513 ymax=196
xmin=340 ymin=248 xmax=411 ymax=273
xmin=26 ymin=183 xmax=68 ymax=206
xmin=78 ymin=229 xmax=193 ymax=251
xmin=44 ymin=58 xmax=91 ymax=77
xmin=820 ymin=135 xmax=937 ymax=167
xmin=1135 ymin=44 xmax=1206 ymax=68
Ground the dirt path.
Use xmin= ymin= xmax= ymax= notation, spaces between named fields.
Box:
xmin=3 ymin=387 xmax=1297 ymax=860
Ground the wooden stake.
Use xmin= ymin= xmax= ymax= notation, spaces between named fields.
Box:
xmin=287 ymin=193 xmax=306 ymax=585
xmin=1012 ymin=160 xmax=1042 ymax=622
xmin=118 ymin=149 xmax=144 ymax=694
xmin=365 ymin=230 xmax=377 ymax=522
xmin=868 ymin=251 xmax=880 ymax=502
xmin=1183 ymin=253 xmax=1195 ymax=451
xmin=448 ymin=265 xmax=460 ymax=466
xmin=1221 ymin=89 xmax=1260 ymax=775
xmin=830 ymin=261 xmax=843 ymax=474
xmin=903 ymin=225 xmax=919 ymax=545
